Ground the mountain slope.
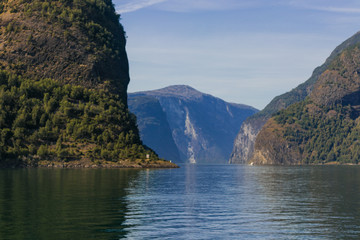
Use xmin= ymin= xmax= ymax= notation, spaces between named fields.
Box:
xmin=129 ymin=85 xmax=258 ymax=164
xmin=0 ymin=0 xmax=129 ymax=102
xmin=230 ymin=31 xmax=360 ymax=164
xmin=252 ymin=44 xmax=360 ymax=165
xmin=0 ymin=0 xmax=176 ymax=168
xmin=128 ymin=95 xmax=181 ymax=162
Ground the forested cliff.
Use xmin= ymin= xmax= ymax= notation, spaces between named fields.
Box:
xmin=0 ymin=0 xmax=176 ymax=168
xmin=230 ymin=31 xmax=360 ymax=164
xmin=252 ymin=35 xmax=360 ymax=165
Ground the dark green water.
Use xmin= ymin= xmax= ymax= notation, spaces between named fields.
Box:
xmin=0 ymin=165 xmax=360 ymax=239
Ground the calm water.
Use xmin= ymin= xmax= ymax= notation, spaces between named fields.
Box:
xmin=0 ymin=165 xmax=360 ymax=239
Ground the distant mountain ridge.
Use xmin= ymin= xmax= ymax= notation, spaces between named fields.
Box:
xmin=133 ymin=85 xmax=255 ymax=108
xmin=128 ymin=95 xmax=181 ymax=162
xmin=129 ymin=85 xmax=258 ymax=164
xmin=133 ymin=85 xmax=204 ymax=100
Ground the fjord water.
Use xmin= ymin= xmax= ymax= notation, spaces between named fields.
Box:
xmin=0 ymin=165 xmax=360 ymax=239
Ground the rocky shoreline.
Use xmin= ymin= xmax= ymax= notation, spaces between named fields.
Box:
xmin=1 ymin=159 xmax=179 ymax=169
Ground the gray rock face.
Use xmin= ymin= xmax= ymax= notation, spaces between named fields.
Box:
xmin=229 ymin=31 xmax=360 ymax=164
xmin=129 ymin=85 xmax=258 ymax=164
xmin=229 ymin=117 xmax=267 ymax=164
xmin=128 ymin=95 xmax=181 ymax=162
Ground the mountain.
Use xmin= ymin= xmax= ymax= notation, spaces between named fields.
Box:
xmin=230 ymin=31 xmax=360 ymax=164
xmin=252 ymin=41 xmax=360 ymax=165
xmin=129 ymin=85 xmax=258 ymax=164
xmin=0 ymin=0 xmax=130 ymax=102
xmin=128 ymin=95 xmax=181 ymax=162
xmin=0 ymin=0 xmax=176 ymax=168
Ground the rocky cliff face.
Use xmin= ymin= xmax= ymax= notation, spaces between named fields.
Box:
xmin=128 ymin=95 xmax=181 ymax=162
xmin=0 ymin=0 xmax=129 ymax=102
xmin=230 ymin=31 xmax=360 ymax=164
xmin=129 ymin=85 xmax=258 ymax=164
xmin=251 ymin=40 xmax=360 ymax=165
xmin=229 ymin=117 xmax=266 ymax=164
xmin=251 ymin=118 xmax=303 ymax=165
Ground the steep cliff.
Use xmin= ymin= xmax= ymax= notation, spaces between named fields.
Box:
xmin=230 ymin=31 xmax=360 ymax=164
xmin=251 ymin=41 xmax=360 ymax=165
xmin=0 ymin=0 xmax=176 ymax=168
xmin=129 ymin=85 xmax=258 ymax=164
xmin=0 ymin=0 xmax=129 ymax=101
xmin=128 ymin=95 xmax=181 ymax=162
xmin=229 ymin=116 xmax=267 ymax=164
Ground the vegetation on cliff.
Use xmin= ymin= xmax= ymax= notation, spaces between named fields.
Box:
xmin=0 ymin=0 xmax=129 ymax=100
xmin=231 ymin=31 xmax=360 ymax=164
xmin=252 ymin=44 xmax=360 ymax=165
xmin=272 ymin=100 xmax=360 ymax=164
xmin=0 ymin=70 xmax=167 ymax=167
xmin=0 ymin=0 xmax=176 ymax=168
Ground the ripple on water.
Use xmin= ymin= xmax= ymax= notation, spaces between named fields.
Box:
xmin=0 ymin=166 xmax=360 ymax=239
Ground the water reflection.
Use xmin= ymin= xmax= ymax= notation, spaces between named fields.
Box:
xmin=1 ymin=166 xmax=360 ymax=239
xmin=246 ymin=166 xmax=360 ymax=239
xmin=0 ymin=169 xmax=142 ymax=240
xmin=122 ymin=165 xmax=360 ymax=239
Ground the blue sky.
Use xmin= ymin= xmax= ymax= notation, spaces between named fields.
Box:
xmin=114 ymin=0 xmax=360 ymax=109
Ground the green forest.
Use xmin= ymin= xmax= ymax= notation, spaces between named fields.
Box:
xmin=0 ymin=0 xmax=123 ymax=52
xmin=274 ymin=99 xmax=360 ymax=164
xmin=0 ymin=70 xmax=159 ymax=167
xmin=0 ymin=0 xmax=130 ymax=93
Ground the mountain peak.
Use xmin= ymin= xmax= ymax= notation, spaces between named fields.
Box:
xmin=128 ymin=86 xmax=258 ymax=164
xmin=153 ymin=85 xmax=203 ymax=99
xmin=131 ymin=85 xmax=205 ymax=100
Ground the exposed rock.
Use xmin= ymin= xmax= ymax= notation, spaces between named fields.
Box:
xmin=229 ymin=117 xmax=267 ymax=164
xmin=0 ymin=0 xmax=129 ymax=102
xmin=311 ymin=47 xmax=360 ymax=106
xmin=250 ymin=119 xmax=302 ymax=165
xmin=128 ymin=95 xmax=181 ymax=162
xmin=129 ymin=85 xmax=258 ymax=164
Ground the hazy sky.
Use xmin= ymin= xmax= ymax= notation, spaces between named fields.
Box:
xmin=114 ymin=0 xmax=360 ymax=109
